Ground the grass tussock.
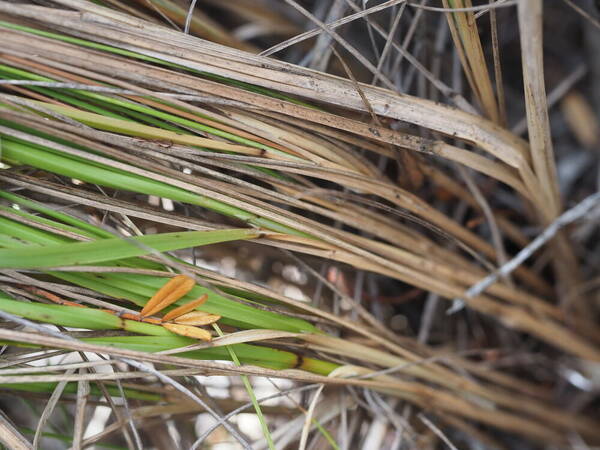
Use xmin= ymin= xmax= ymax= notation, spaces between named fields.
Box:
xmin=0 ymin=0 xmax=599 ymax=448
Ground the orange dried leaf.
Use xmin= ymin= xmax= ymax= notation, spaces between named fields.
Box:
xmin=99 ymin=310 xmax=162 ymax=324
xmin=141 ymin=317 xmax=163 ymax=325
xmin=59 ymin=299 xmax=85 ymax=308
xmin=27 ymin=287 xmax=85 ymax=308
xmin=141 ymin=275 xmax=194 ymax=317
xmin=146 ymin=282 xmax=196 ymax=317
xmin=162 ymin=323 xmax=212 ymax=341
xmin=161 ymin=294 xmax=208 ymax=322
xmin=140 ymin=275 xmax=187 ymax=316
xmin=115 ymin=312 xmax=142 ymax=321
xmin=172 ymin=311 xmax=221 ymax=326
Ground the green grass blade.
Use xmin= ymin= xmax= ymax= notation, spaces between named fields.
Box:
xmin=0 ymin=228 xmax=258 ymax=268
xmin=0 ymin=135 xmax=305 ymax=236
xmin=214 ymin=323 xmax=275 ymax=450
xmin=0 ymin=190 xmax=115 ymax=239
xmin=51 ymin=271 xmax=320 ymax=333
xmin=0 ymin=382 xmax=161 ymax=402
xmin=0 ymin=297 xmax=172 ymax=336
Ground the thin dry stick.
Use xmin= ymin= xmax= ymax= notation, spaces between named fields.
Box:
xmin=454 ymin=192 xmax=600 ymax=313
xmin=260 ymin=0 xmax=407 ymax=56
xmin=457 ymin=165 xmax=511 ymax=286
xmin=281 ymin=0 xmax=396 ymax=90
xmin=192 ymin=384 xmax=323 ymax=449
xmin=418 ymin=413 xmax=460 ymax=450
xmin=561 ymin=0 xmax=600 ymax=30
xmin=184 ymin=0 xmax=199 ymax=34
xmin=371 ymin=3 xmax=406 ymax=84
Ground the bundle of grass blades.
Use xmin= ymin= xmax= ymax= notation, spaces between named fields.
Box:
xmin=0 ymin=0 xmax=598 ymax=448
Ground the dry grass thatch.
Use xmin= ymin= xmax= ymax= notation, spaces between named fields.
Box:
xmin=0 ymin=0 xmax=599 ymax=449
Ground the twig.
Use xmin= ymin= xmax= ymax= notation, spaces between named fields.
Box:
xmin=184 ymin=0 xmax=198 ymax=34
xmin=450 ymin=191 xmax=600 ymax=312
xmin=418 ymin=414 xmax=459 ymax=450
xmin=562 ymin=0 xmax=600 ymax=30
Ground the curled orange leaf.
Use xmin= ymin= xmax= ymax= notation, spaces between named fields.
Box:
xmin=141 ymin=275 xmax=195 ymax=317
xmin=162 ymin=294 xmax=208 ymax=322
xmin=163 ymin=323 xmax=212 ymax=341
xmin=99 ymin=310 xmax=162 ymax=324
xmin=172 ymin=311 xmax=221 ymax=326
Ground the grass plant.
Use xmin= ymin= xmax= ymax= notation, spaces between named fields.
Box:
xmin=0 ymin=0 xmax=598 ymax=448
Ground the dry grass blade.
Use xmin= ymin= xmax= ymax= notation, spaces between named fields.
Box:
xmin=443 ymin=0 xmax=500 ymax=122
xmin=489 ymin=0 xmax=507 ymax=126
xmin=0 ymin=412 xmax=33 ymax=450
xmin=33 ymin=368 xmax=76 ymax=449
xmin=298 ymin=384 xmax=326 ymax=450
xmin=0 ymin=1 xmax=598 ymax=447
xmin=0 ymin=3 xmax=521 ymax=165
xmin=517 ymin=0 xmax=560 ymax=215
xmin=1 ymin=323 xmax=599 ymax=443
xmin=72 ymin=371 xmax=90 ymax=450
xmin=517 ymin=0 xmax=586 ymax=301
